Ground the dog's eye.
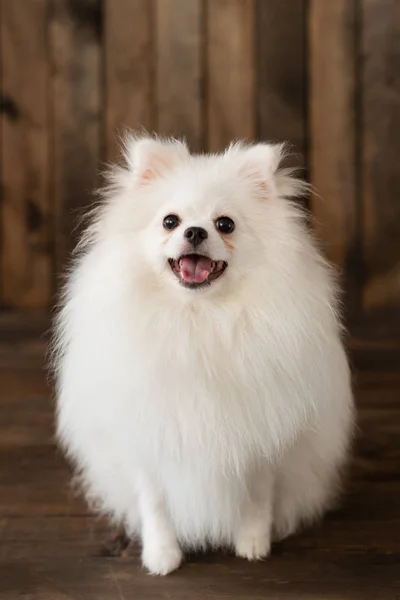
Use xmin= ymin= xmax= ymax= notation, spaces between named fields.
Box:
xmin=163 ymin=214 xmax=181 ymax=230
xmin=215 ymin=216 xmax=235 ymax=234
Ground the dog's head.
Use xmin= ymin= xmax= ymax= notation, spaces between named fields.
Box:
xmin=100 ymin=136 xmax=306 ymax=299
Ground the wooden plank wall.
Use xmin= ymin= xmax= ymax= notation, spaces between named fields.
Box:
xmin=0 ymin=0 xmax=51 ymax=308
xmin=0 ymin=0 xmax=399 ymax=340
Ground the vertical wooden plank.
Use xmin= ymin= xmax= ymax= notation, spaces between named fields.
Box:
xmin=105 ymin=0 xmax=153 ymax=163
xmin=309 ymin=0 xmax=359 ymax=314
xmin=156 ymin=0 xmax=203 ymax=151
xmin=257 ymin=0 xmax=306 ymax=162
xmin=207 ymin=0 xmax=255 ymax=152
xmin=361 ymin=0 xmax=400 ymax=328
xmin=50 ymin=0 xmax=101 ymax=269
xmin=0 ymin=1 xmax=2 ymax=307
xmin=0 ymin=0 xmax=51 ymax=308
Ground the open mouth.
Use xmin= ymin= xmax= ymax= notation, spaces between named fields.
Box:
xmin=168 ymin=254 xmax=227 ymax=289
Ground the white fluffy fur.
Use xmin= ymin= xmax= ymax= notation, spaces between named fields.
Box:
xmin=53 ymin=135 xmax=354 ymax=575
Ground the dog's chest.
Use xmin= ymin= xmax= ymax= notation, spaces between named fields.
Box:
xmin=131 ymin=308 xmax=266 ymax=396
xmin=121 ymin=312 xmax=276 ymax=458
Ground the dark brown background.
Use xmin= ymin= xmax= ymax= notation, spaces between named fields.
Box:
xmin=1 ymin=2 xmax=400 ymax=598
xmin=1 ymin=0 xmax=400 ymax=338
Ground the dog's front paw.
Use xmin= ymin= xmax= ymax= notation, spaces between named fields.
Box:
xmin=142 ymin=543 xmax=183 ymax=576
xmin=234 ymin=531 xmax=271 ymax=561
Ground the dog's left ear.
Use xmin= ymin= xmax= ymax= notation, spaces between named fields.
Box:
xmin=226 ymin=142 xmax=285 ymax=195
xmin=227 ymin=142 xmax=306 ymax=199
xmin=124 ymin=136 xmax=190 ymax=185
xmin=238 ymin=142 xmax=284 ymax=177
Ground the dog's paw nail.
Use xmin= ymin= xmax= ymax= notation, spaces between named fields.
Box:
xmin=235 ymin=532 xmax=270 ymax=561
xmin=142 ymin=544 xmax=183 ymax=576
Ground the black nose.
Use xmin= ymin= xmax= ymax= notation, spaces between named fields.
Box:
xmin=184 ymin=226 xmax=208 ymax=246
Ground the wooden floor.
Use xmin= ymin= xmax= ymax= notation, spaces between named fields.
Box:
xmin=0 ymin=320 xmax=399 ymax=599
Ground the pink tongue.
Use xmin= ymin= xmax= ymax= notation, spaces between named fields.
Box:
xmin=180 ymin=256 xmax=212 ymax=283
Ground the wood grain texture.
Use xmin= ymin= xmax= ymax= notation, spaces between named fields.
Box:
xmin=256 ymin=0 xmax=306 ymax=163
xmin=309 ymin=0 xmax=359 ymax=314
xmin=0 ymin=0 xmax=51 ymax=308
xmin=0 ymin=0 xmax=400 ymax=343
xmin=104 ymin=0 xmax=153 ymax=162
xmin=361 ymin=0 xmax=400 ymax=321
xmin=0 ymin=332 xmax=399 ymax=598
xmin=156 ymin=0 xmax=203 ymax=151
xmin=207 ymin=0 xmax=255 ymax=151
xmin=50 ymin=0 xmax=101 ymax=269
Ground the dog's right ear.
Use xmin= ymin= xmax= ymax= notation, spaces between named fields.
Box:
xmin=123 ymin=136 xmax=190 ymax=185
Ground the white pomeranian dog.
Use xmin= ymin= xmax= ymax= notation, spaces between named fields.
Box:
xmin=53 ymin=135 xmax=354 ymax=575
